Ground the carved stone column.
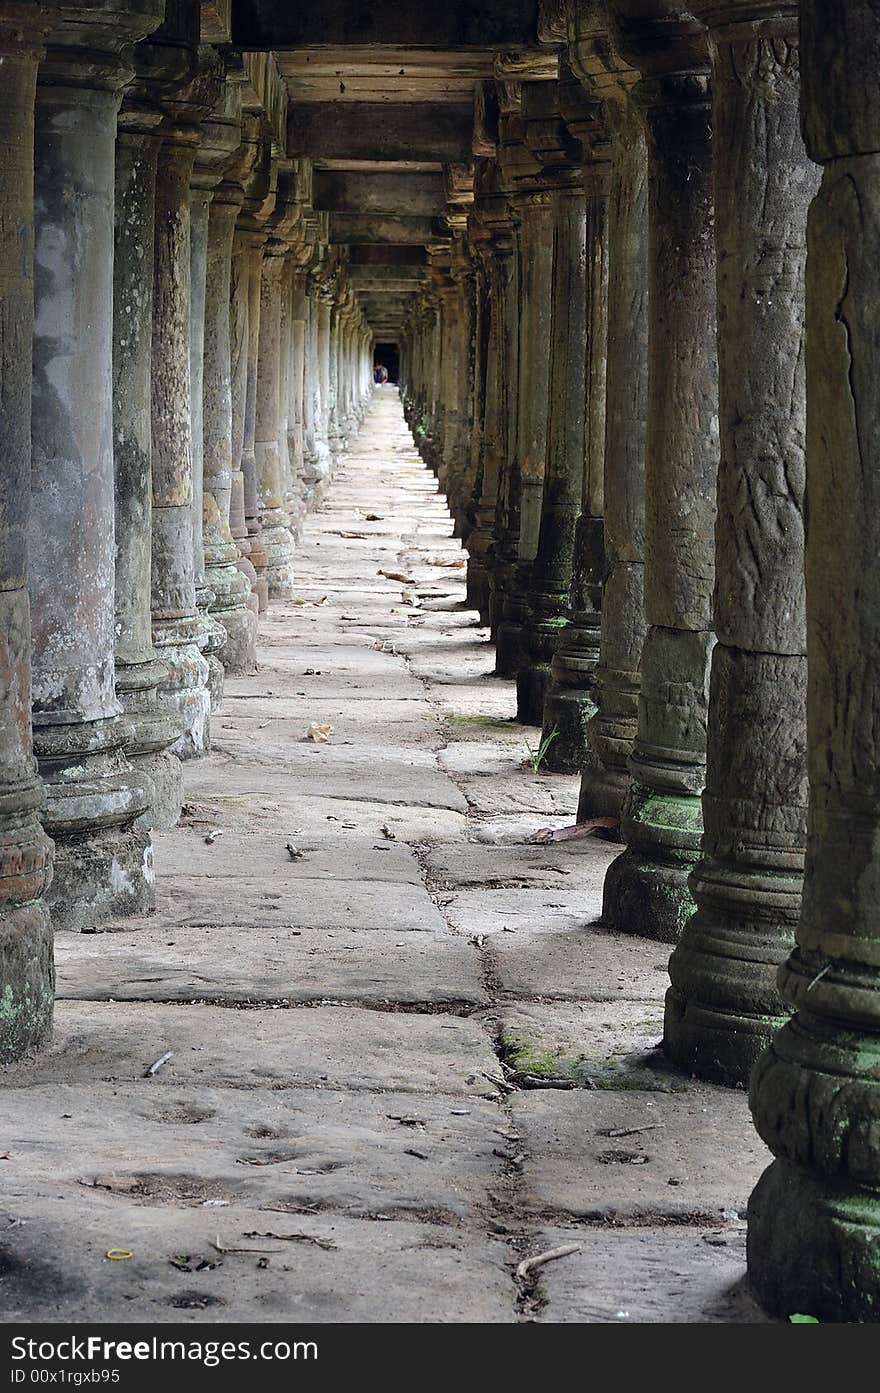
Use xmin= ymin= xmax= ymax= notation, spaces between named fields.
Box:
xmin=287 ymin=262 xmax=309 ymax=534
xmin=602 ymin=4 xmax=718 ymax=942
xmin=665 ymin=0 xmax=816 ymax=1085
xmin=112 ymin=26 xmax=186 ymax=831
xmin=254 ymin=212 xmax=296 ymax=598
xmin=188 ymin=103 xmax=227 ymax=711
xmin=495 ymin=138 xmax=555 ymax=680
xmin=228 ymin=114 xmax=262 ymax=607
xmin=150 ymin=53 xmax=222 ymax=760
xmin=516 ymin=79 xmax=592 ymax=726
xmin=746 ymin=0 xmax=880 ymax=1320
xmin=569 ymin=4 xmax=649 ymax=824
xmin=0 ymin=1 xmax=57 ymax=1055
xmin=30 ymin=0 xmax=160 ymax=930
xmin=314 ymin=276 xmax=334 ymax=498
xmin=465 ymin=162 xmax=517 ymax=626
xmin=198 ymin=92 xmax=257 ymax=672
xmin=236 ymin=130 xmax=275 ymax=612
xmin=540 ymin=60 xmax=611 ymax=771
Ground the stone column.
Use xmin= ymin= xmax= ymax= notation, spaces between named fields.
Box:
xmin=198 ymin=97 xmax=258 ymax=673
xmin=287 ymin=262 xmax=309 ymax=536
xmin=495 ymin=190 xmax=554 ymax=680
xmin=465 ymin=173 xmax=517 ymax=625
xmin=746 ymin=0 xmax=880 ymax=1320
xmin=112 ymin=41 xmax=186 ymax=832
xmin=516 ymin=81 xmax=591 ymax=726
xmin=227 ymin=122 xmax=261 ymax=607
xmin=315 ymin=280 xmax=334 ymax=492
xmin=571 ymin=5 xmax=649 ymax=824
xmin=0 ymin=1 xmax=57 ymax=1057
xmin=540 ymin=65 xmax=610 ymax=770
xmin=665 ymin=1 xmax=816 ymax=1085
xmin=236 ymin=132 xmax=275 ymax=612
xmin=189 ymin=154 xmax=227 ymax=709
xmin=254 ymin=238 xmax=296 ymax=598
xmin=301 ymin=258 xmax=328 ymax=508
xmin=30 ymin=1 xmax=160 ymax=931
xmin=150 ymin=58 xmax=222 ymax=761
xmin=327 ymin=292 xmax=344 ymax=462
xmin=602 ymin=4 xmax=718 ymax=942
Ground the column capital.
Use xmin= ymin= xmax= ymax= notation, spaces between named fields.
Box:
xmin=606 ymin=0 xmax=710 ymax=102
xmin=38 ymin=0 xmax=165 ymax=92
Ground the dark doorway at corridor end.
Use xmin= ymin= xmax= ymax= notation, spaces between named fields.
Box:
xmin=374 ymin=342 xmax=400 ymax=384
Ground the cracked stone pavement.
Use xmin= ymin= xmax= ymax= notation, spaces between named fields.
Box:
xmin=0 ymin=389 xmax=772 ymax=1323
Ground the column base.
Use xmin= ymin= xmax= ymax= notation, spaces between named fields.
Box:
xmin=131 ymin=748 xmax=183 ymax=833
xmin=261 ymin=517 xmax=296 ymax=601
xmin=577 ymin=753 xmax=629 ymax=825
xmin=748 ymin=1159 xmax=880 ymax=1322
xmin=153 ymin=618 xmax=212 ymax=760
xmin=664 ymin=985 xmax=785 ymax=1086
xmin=46 ymin=824 xmax=154 ymax=932
xmin=214 ymin=604 xmax=257 ymax=675
xmin=516 ymin=663 xmax=551 ymax=726
xmin=495 ymin=618 xmax=526 ymax=679
xmin=540 ymin=684 xmax=597 ymax=774
xmin=0 ymin=903 xmax=54 ymax=1062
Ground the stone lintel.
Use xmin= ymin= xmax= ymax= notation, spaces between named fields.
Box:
xmin=232 ymin=0 xmax=541 ymax=49
xmin=314 ymin=170 xmax=447 ymax=216
xmin=288 ymin=102 xmax=475 ymax=164
xmin=328 ymin=212 xmax=441 ymax=245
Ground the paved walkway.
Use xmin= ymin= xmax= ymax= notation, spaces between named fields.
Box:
xmin=0 ymin=388 xmax=769 ymax=1322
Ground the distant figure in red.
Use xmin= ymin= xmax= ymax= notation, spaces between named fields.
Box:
xmin=373 ymin=363 xmax=389 ymax=384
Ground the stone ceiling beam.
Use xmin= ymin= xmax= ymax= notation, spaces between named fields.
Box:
xmin=232 ymin=0 xmax=541 ymax=48
xmin=314 ymin=170 xmax=446 ymax=216
xmin=329 ymin=213 xmax=440 ymax=244
xmin=288 ymin=103 xmax=475 ymax=164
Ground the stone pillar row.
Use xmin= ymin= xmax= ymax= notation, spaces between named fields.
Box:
xmin=0 ymin=0 xmax=373 ymax=1058
xmin=403 ymin=0 xmax=870 ymax=1319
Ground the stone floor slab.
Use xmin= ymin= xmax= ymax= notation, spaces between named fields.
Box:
xmin=530 ymin=1226 xmax=769 ymax=1324
xmin=0 ymin=1200 xmax=515 ymax=1323
xmin=512 ymin=1089 xmax=768 ymax=1223
xmin=4 ymin=1002 xmax=505 ymax=1097
xmin=56 ymin=925 xmax=486 ymax=1008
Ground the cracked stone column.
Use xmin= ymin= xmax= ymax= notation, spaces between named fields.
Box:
xmin=327 ymin=290 xmax=345 ymax=462
xmin=602 ymin=4 xmax=718 ymax=941
xmin=150 ymin=55 xmax=223 ymax=760
xmin=313 ymin=274 xmax=335 ymax=500
xmin=540 ymin=62 xmax=610 ymax=772
xmin=30 ymin=0 xmax=160 ymax=930
xmin=254 ymin=218 xmax=296 ymax=599
xmin=0 ymin=1 xmax=57 ymax=1056
xmin=665 ymin=0 xmax=817 ymax=1085
xmin=198 ymin=92 xmax=258 ymax=673
xmin=112 ymin=27 xmax=187 ymax=831
xmin=570 ymin=5 xmax=649 ymax=824
xmin=515 ymin=80 xmax=591 ymax=726
xmin=465 ymin=168 xmax=517 ymax=626
xmin=746 ymin=0 xmax=880 ymax=1321
xmin=442 ymin=244 xmax=476 ymax=529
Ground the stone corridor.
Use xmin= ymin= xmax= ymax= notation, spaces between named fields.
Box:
xmin=0 ymin=391 xmax=767 ymax=1323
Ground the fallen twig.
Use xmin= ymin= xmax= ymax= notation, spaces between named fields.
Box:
xmin=242 ymin=1231 xmax=337 ymax=1251
xmin=144 ymin=1050 xmax=173 ymax=1078
xmin=211 ymin=1234 xmax=282 ymax=1255
xmin=516 ymin=1243 xmax=581 ymax=1281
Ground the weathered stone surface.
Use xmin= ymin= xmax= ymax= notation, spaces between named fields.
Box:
xmin=0 ymin=1199 xmax=515 ymax=1323
xmin=532 ymin=1225 xmax=769 ymax=1323
xmin=56 ymin=925 xmax=487 ymax=1007
xmin=513 ymin=1089 xmax=768 ymax=1223
xmin=6 ymin=1001 xmax=505 ymax=1097
xmin=498 ymin=1000 xmax=677 ymax=1090
xmin=0 ymin=1080 xmax=505 ymax=1224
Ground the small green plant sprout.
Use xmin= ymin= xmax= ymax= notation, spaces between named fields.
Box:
xmin=524 ymin=727 xmax=559 ymax=774
xmin=788 ymin=1314 xmax=819 ymax=1324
